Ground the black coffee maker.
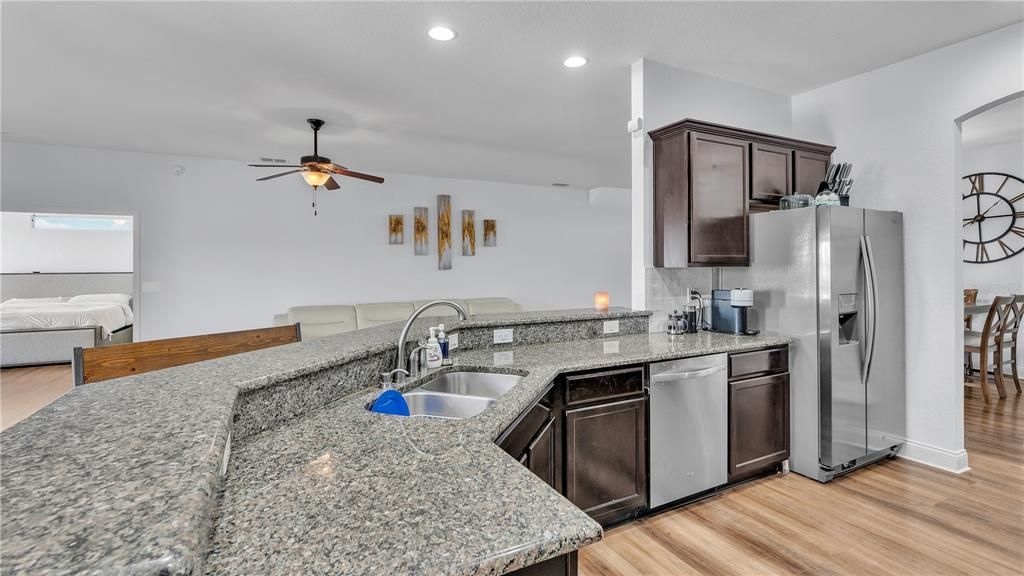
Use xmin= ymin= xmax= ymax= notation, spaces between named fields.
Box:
xmin=710 ymin=289 xmax=757 ymax=335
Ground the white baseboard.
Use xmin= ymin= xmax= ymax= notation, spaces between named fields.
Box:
xmin=898 ymin=440 xmax=969 ymax=473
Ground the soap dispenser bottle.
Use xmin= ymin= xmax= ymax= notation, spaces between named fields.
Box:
xmin=437 ymin=324 xmax=451 ymax=366
xmin=425 ymin=327 xmax=443 ymax=369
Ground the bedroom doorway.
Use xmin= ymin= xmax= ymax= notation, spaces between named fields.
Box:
xmin=0 ymin=211 xmax=137 ymax=429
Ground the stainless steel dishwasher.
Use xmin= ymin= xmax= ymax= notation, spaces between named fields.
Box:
xmin=648 ymin=353 xmax=728 ymax=508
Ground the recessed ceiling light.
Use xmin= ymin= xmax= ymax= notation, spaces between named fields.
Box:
xmin=428 ymin=26 xmax=456 ymax=41
xmin=563 ymin=56 xmax=587 ymax=68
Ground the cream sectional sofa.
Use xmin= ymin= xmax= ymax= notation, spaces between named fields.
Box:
xmin=280 ymin=297 xmax=522 ymax=339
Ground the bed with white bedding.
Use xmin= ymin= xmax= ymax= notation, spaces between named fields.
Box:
xmin=0 ymin=294 xmax=134 ymax=366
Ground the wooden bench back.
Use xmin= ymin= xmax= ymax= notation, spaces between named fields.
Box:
xmin=73 ymin=324 xmax=301 ymax=386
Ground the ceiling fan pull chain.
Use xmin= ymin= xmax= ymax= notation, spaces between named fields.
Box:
xmin=313 ymin=187 xmax=318 ymax=216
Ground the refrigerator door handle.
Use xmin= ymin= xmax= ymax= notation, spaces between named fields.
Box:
xmin=860 ymin=235 xmax=879 ymax=387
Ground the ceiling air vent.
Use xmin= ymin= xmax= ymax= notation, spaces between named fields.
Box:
xmin=551 ymin=182 xmax=570 ymax=187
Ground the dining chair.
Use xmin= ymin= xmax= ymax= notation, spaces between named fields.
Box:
xmin=964 ymin=288 xmax=979 ymax=374
xmin=964 ymin=296 xmax=1011 ymax=403
xmin=72 ymin=323 xmax=302 ymax=386
xmin=994 ymin=295 xmax=1023 ymax=395
xmin=964 ymin=289 xmax=978 ymax=329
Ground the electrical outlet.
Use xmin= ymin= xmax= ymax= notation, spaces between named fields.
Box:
xmin=449 ymin=332 xmax=459 ymax=350
xmin=493 ymin=328 xmax=513 ymax=344
xmin=603 ymin=320 xmax=620 ymax=334
xmin=493 ymin=351 xmax=514 ymax=366
xmin=142 ymin=281 xmax=160 ymax=293
xmin=603 ymin=340 xmax=620 ymax=354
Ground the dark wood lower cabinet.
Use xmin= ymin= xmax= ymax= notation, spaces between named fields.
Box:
xmin=499 ymin=386 xmax=561 ymax=492
xmin=525 ymin=416 xmax=557 ymax=489
xmin=498 ymin=350 xmax=788 ymax=574
xmin=508 ymin=551 xmax=577 ymax=576
xmin=729 ymin=372 xmax=790 ymax=480
xmin=565 ymin=397 xmax=647 ymax=526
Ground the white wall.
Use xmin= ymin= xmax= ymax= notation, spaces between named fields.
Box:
xmin=1 ymin=212 xmax=133 ymax=273
xmin=792 ymin=23 xmax=1024 ymax=472
xmin=0 ymin=142 xmax=630 ymax=340
xmin=630 ymin=58 xmax=793 ymax=321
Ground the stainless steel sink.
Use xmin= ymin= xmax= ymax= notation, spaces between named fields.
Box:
xmin=416 ymin=371 xmax=523 ymax=399
xmin=402 ymin=391 xmax=496 ymax=419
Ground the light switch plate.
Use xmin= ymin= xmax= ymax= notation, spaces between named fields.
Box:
xmin=493 ymin=351 xmax=514 ymax=366
xmin=142 ymin=281 xmax=160 ymax=293
xmin=603 ymin=320 xmax=620 ymax=334
xmin=603 ymin=340 xmax=620 ymax=354
xmin=493 ymin=328 xmax=513 ymax=344
xmin=449 ymin=332 xmax=459 ymax=350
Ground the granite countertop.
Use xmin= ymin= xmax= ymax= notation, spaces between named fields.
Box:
xmin=0 ymin=308 xmax=649 ymax=575
xmin=204 ymin=331 xmax=792 ymax=575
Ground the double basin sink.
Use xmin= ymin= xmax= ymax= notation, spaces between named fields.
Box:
xmin=400 ymin=371 xmax=524 ymax=419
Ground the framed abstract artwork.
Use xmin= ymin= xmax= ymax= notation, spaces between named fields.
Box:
xmin=414 ymin=207 xmax=429 ymax=255
xmin=388 ymin=214 xmax=404 ymax=245
xmin=437 ymin=195 xmax=452 ymax=270
xmin=462 ymin=210 xmax=476 ymax=256
xmin=483 ymin=219 xmax=496 ymax=247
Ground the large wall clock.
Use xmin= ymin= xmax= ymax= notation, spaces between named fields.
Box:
xmin=962 ymin=172 xmax=1024 ymax=263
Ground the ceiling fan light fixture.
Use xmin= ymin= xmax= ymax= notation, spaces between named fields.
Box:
xmin=302 ymin=170 xmax=330 ymax=188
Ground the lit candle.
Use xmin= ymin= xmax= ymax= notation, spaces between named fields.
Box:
xmin=594 ymin=291 xmax=610 ymax=311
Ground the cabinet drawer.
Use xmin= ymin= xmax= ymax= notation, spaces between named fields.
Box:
xmin=729 ymin=347 xmax=788 ymax=381
xmin=565 ymin=366 xmax=644 ymax=406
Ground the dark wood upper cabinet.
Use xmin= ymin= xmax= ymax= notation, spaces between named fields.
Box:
xmin=688 ymin=131 xmax=750 ymax=266
xmin=795 ymin=150 xmax=832 ymax=196
xmin=565 ymin=396 xmax=647 ymax=526
xmin=650 ymin=119 xmax=834 ymax=267
xmin=751 ymin=142 xmax=794 ymax=203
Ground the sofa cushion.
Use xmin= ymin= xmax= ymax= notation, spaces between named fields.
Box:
xmin=465 ymin=297 xmax=522 ymax=315
xmin=354 ymin=302 xmax=416 ymax=329
xmin=412 ymin=299 xmax=469 ymax=318
xmin=288 ymin=305 xmax=358 ymax=339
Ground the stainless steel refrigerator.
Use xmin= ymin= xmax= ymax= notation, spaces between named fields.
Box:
xmin=721 ymin=206 xmax=905 ymax=482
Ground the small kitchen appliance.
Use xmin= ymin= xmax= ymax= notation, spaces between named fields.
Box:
xmin=666 ymin=306 xmax=698 ymax=335
xmin=710 ymin=289 xmax=754 ymax=335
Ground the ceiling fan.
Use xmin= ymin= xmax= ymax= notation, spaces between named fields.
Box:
xmin=249 ymin=118 xmax=384 ymax=215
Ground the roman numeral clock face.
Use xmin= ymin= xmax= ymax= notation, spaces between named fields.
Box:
xmin=963 ymin=172 xmax=1024 ymax=264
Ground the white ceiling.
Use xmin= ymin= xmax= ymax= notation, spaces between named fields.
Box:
xmin=962 ymin=95 xmax=1024 ymax=149
xmin=3 ymin=2 xmax=1022 ymax=189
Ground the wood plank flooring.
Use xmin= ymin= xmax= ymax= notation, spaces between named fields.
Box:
xmin=0 ymin=365 xmax=73 ymax=430
xmin=579 ymin=392 xmax=1024 ymax=576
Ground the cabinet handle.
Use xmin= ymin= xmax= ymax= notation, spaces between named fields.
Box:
xmin=650 ymin=365 xmax=725 ymax=384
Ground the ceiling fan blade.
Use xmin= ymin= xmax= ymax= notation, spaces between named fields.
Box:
xmin=324 ymin=176 xmax=340 ymax=190
xmin=249 ymin=164 xmax=302 ymax=168
xmin=332 ymin=167 xmax=384 ymax=184
xmin=256 ymin=169 xmax=303 ymax=181
xmin=328 ymin=163 xmax=348 ymax=171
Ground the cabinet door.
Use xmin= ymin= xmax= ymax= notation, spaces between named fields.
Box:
xmin=729 ymin=373 xmax=789 ymax=480
xmin=688 ymin=131 xmax=749 ymax=266
xmin=794 ymin=150 xmax=831 ymax=196
xmin=565 ymin=397 xmax=647 ymax=526
xmin=499 ymin=386 xmax=561 ymax=493
xmin=653 ymin=131 xmax=689 ymax=268
xmin=751 ymin=142 xmax=794 ymax=204
xmin=526 ymin=416 xmax=558 ymax=491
